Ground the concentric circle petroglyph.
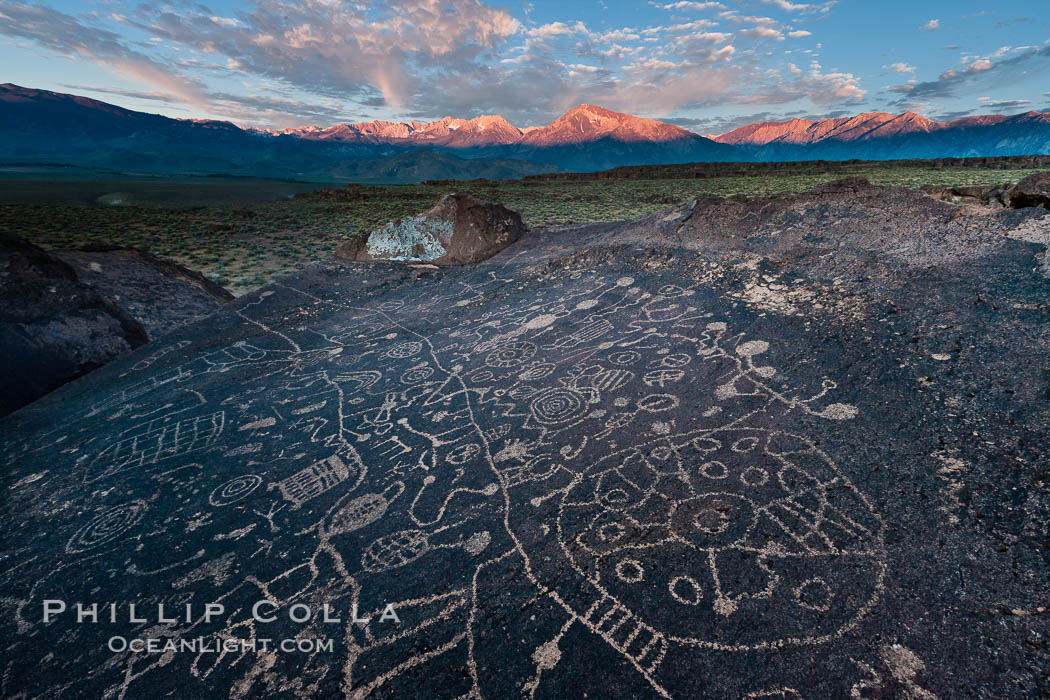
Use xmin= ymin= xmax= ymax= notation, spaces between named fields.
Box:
xmin=382 ymin=340 xmax=423 ymax=359
xmin=529 ymin=387 xmax=587 ymax=425
xmin=485 ymin=341 xmax=537 ymax=368
xmin=66 ymin=500 xmax=147 ymax=553
xmin=401 ymin=365 xmax=434 ymax=384
xmin=209 ymin=474 xmax=263 ymax=506
xmin=519 ymin=427 xmax=886 ymax=652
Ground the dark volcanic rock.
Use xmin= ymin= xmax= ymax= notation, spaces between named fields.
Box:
xmin=335 ymin=192 xmax=527 ymax=265
xmin=53 ymin=245 xmax=233 ymax=337
xmin=922 ymin=182 xmax=1009 ymax=207
xmin=2 ymin=182 xmax=1049 ymax=698
xmin=0 ymin=234 xmax=232 ymax=417
xmin=0 ymin=231 xmax=148 ymax=416
xmin=1005 ymin=171 xmax=1050 ymax=209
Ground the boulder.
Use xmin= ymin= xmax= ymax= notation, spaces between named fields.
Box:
xmin=0 ymin=232 xmax=233 ymax=416
xmin=0 ymin=231 xmax=148 ymax=416
xmin=335 ymin=192 xmax=527 ymax=265
xmin=920 ymin=183 xmax=1008 ymax=207
xmin=1004 ymin=171 xmax=1050 ymax=209
xmin=53 ymin=245 xmax=233 ymax=337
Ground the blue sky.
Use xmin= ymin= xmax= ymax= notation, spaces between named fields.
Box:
xmin=1 ymin=0 xmax=1047 ymax=133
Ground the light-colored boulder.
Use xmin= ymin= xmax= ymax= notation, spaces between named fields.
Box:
xmin=335 ymin=193 xmax=527 ymax=265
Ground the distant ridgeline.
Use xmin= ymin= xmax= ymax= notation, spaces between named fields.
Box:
xmin=506 ymin=155 xmax=1050 ymax=183
xmin=2 ymin=84 xmax=1050 ymax=184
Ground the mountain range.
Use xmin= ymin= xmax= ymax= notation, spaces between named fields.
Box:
xmin=2 ymin=83 xmax=1049 ymax=183
xmin=712 ymin=110 xmax=1050 ymax=161
xmin=271 ymin=104 xmax=698 ymax=148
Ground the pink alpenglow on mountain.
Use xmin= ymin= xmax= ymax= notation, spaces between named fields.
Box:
xmin=278 ymin=114 xmax=524 ymax=147
xmin=275 ymin=105 xmax=696 ymax=149
xmin=713 ymin=111 xmax=1050 ymax=146
xmin=518 ymin=105 xmax=696 ymax=146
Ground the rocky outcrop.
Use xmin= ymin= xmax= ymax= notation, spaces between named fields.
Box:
xmin=0 ymin=231 xmax=148 ymax=416
xmin=53 ymin=245 xmax=232 ymax=337
xmin=335 ymin=193 xmax=527 ymax=265
xmin=1004 ymin=171 xmax=1050 ymax=209
xmin=3 ymin=178 xmax=1049 ymax=699
xmin=0 ymin=233 xmax=232 ymax=416
xmin=921 ymin=171 xmax=1050 ymax=211
xmin=921 ymin=182 xmax=1010 ymax=208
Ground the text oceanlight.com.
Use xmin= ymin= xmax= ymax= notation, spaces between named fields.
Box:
xmin=108 ymin=636 xmax=335 ymax=654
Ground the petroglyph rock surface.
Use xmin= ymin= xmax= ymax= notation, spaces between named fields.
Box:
xmin=2 ymin=180 xmax=1049 ymax=698
xmin=336 ymin=192 xmax=527 ymax=265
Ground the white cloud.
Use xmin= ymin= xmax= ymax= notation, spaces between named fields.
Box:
xmin=653 ymin=1 xmax=726 ymax=10
xmin=739 ymin=26 xmax=784 ymax=40
xmin=762 ymin=0 xmax=812 ymax=11
xmin=0 ymin=0 xmax=896 ymax=126
xmin=888 ymin=62 xmax=916 ymax=73
xmin=527 ymin=21 xmax=587 ymax=38
xmin=209 ymin=16 xmax=243 ymax=29
xmin=888 ymin=45 xmax=1050 ymax=108
xmin=922 ymin=19 xmax=940 ymax=31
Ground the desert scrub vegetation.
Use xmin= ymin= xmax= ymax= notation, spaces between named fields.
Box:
xmin=2 ymin=162 xmax=1045 ymax=295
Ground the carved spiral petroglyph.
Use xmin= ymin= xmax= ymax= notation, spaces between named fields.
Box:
xmin=66 ymin=500 xmax=147 ymax=553
xmin=209 ymin=474 xmax=263 ymax=506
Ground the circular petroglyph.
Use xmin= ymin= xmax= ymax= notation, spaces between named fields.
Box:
xmin=657 ymin=284 xmax=689 ymax=297
xmin=616 ymin=559 xmax=645 ymax=583
xmin=328 ymin=483 xmax=404 ymax=536
xmin=382 ymin=341 xmax=423 ymax=359
xmin=209 ymin=474 xmax=263 ymax=507
xmin=660 ymin=353 xmax=692 ymax=368
xmin=741 ymin=467 xmax=770 ymax=487
xmin=671 ymin=494 xmax=755 ymax=548
xmin=401 ymin=365 xmax=434 ymax=384
xmin=518 ymin=427 xmax=886 ymax=651
xmin=529 ymin=388 xmax=587 ymax=426
xmin=485 ymin=341 xmax=537 ymax=369
xmin=636 ymin=393 xmax=679 ymax=413
xmin=468 ymin=368 xmax=496 ymax=383
xmin=732 ymin=437 xmax=760 ymax=453
xmin=66 ymin=500 xmax=147 ymax=553
xmin=601 ymin=488 xmax=632 ymax=510
xmin=608 ymin=350 xmax=641 ymax=366
xmin=518 ymin=362 xmax=555 ymax=381
xmin=669 ymin=576 xmax=703 ymax=606
xmin=699 ymin=460 xmax=729 ymax=479
xmin=794 ymin=577 xmax=834 ymax=612
xmin=463 ymin=531 xmax=492 ymax=555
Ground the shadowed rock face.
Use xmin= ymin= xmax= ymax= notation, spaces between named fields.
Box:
xmin=335 ymin=192 xmax=527 ymax=265
xmin=0 ymin=233 xmax=232 ymax=416
xmin=1 ymin=179 xmax=1049 ymax=698
xmin=1005 ymin=171 xmax=1050 ymax=210
xmin=54 ymin=246 xmax=233 ymax=336
xmin=0 ymin=231 xmax=148 ymax=416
